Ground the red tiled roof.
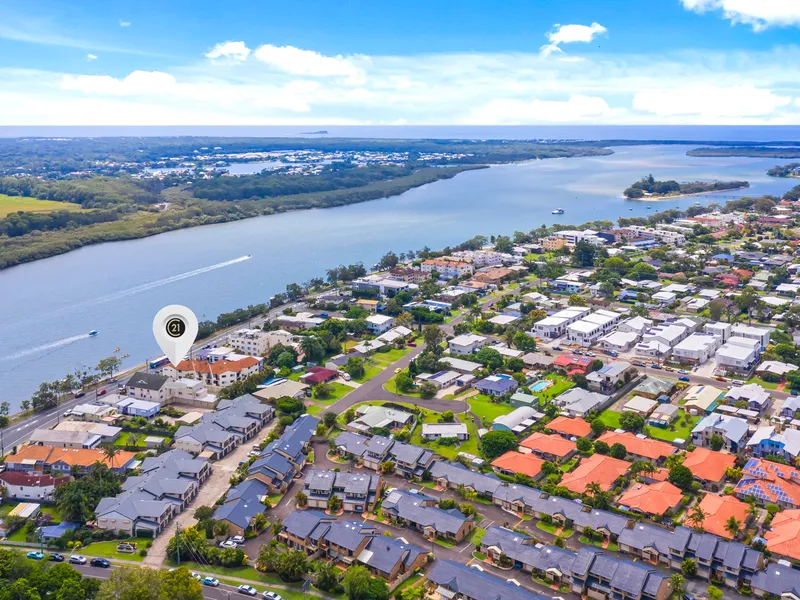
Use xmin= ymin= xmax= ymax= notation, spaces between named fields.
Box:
xmin=597 ymin=431 xmax=675 ymax=462
xmin=619 ymin=481 xmax=682 ymax=515
xmin=561 ymin=454 xmax=630 ymax=494
xmin=174 ymin=357 xmax=260 ymax=375
xmin=0 ymin=472 xmax=71 ymax=488
xmin=736 ymin=458 xmax=800 ymax=509
xmin=766 ymin=510 xmax=800 ymax=560
xmin=553 ymin=354 xmax=593 ymax=368
xmin=491 ymin=451 xmax=544 ymax=479
xmin=683 ymin=448 xmax=736 ymax=484
xmin=546 ymin=416 xmax=592 ymax=438
xmin=696 ymin=494 xmax=749 ymax=539
xmin=520 ymin=432 xmax=576 ymax=458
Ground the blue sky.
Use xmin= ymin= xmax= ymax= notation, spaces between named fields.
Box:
xmin=2 ymin=0 xmax=800 ymax=125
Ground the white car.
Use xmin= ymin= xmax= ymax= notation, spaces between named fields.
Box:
xmin=229 ymin=535 xmax=245 ymax=544
xmin=191 ymin=572 xmax=202 ymax=581
xmin=220 ymin=540 xmax=238 ymax=549
xmin=238 ymin=585 xmax=258 ymax=596
xmin=68 ymin=555 xmax=86 ymax=565
xmin=263 ymin=592 xmax=283 ymax=600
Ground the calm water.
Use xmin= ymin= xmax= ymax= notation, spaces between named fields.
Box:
xmin=0 ymin=144 xmax=797 ymax=407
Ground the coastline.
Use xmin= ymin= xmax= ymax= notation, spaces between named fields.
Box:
xmin=623 ymin=185 xmax=750 ymax=202
xmin=0 ymin=164 xmax=485 ymax=271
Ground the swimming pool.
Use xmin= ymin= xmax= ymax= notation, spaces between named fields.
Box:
xmin=530 ymin=380 xmax=553 ymax=392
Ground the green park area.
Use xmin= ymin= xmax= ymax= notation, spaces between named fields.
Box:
xmin=467 ymin=394 xmax=514 ymax=423
xmin=647 ymin=410 xmax=700 ymax=442
xmin=0 ymin=194 xmax=86 ymax=218
xmin=529 ymin=373 xmax=574 ymax=403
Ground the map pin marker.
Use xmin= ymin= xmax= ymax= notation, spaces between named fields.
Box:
xmin=152 ymin=305 xmax=199 ymax=367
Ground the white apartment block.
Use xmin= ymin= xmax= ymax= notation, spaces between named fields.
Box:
xmin=618 ymin=316 xmax=653 ymax=336
xmin=551 ymin=279 xmax=586 ymax=294
xmin=420 ymin=259 xmax=474 ymax=278
xmin=626 ymin=225 xmax=686 ymax=246
xmin=566 ymin=309 xmax=623 ymax=347
xmin=365 ymin=314 xmax=395 ymax=335
xmin=228 ymin=328 xmax=295 ymax=356
xmin=731 ymin=324 xmax=771 ymax=348
xmin=550 ymin=229 xmax=607 ymax=247
xmin=448 ymin=334 xmax=489 ymax=356
xmin=532 ymin=306 xmax=591 ymax=339
xmin=716 ymin=337 xmax=762 ymax=373
xmin=451 ymin=250 xmax=508 ymax=268
xmin=598 ymin=330 xmax=639 ymax=353
xmin=704 ymin=322 xmax=731 ymax=342
xmin=640 ymin=323 xmax=689 ymax=348
xmin=672 ymin=333 xmax=721 ymax=365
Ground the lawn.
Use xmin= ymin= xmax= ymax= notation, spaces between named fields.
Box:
xmin=312 ymin=382 xmax=352 ymax=404
xmin=371 ymin=347 xmax=412 ymax=366
xmin=351 ymin=366 xmax=381 ymax=383
xmin=408 ymin=407 xmax=481 ymax=459
xmin=383 ymin=373 xmax=421 ymax=398
xmin=168 ymin=561 xmax=309 ymax=600
xmin=647 ymin=411 xmax=700 ymax=442
xmin=305 ymin=404 xmax=323 ymax=416
xmin=113 ymin=431 xmax=151 ymax=448
xmin=468 ymin=395 xmax=514 ymax=423
xmin=530 ymin=374 xmax=574 ymax=402
xmin=0 ymin=194 xmax=85 ymax=218
xmin=746 ymin=376 xmax=780 ymax=390
xmin=536 ymin=522 xmax=558 ymax=535
xmin=83 ymin=539 xmax=145 ymax=562
xmin=597 ymin=410 xmax=623 ymax=430
xmin=468 ymin=527 xmax=486 ymax=545
xmin=434 ymin=537 xmax=457 ymax=548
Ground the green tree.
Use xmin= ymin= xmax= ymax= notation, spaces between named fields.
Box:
xmin=568 ymin=294 xmax=587 ymax=307
xmin=56 ymin=481 xmax=93 ymax=521
xmin=707 ymin=585 xmax=723 ymax=600
xmin=343 ymin=565 xmax=372 ymax=600
xmin=619 ymin=411 xmax=644 ymax=432
xmin=314 ymin=560 xmax=340 ymax=592
xmin=159 ymin=567 xmax=204 ymax=600
xmin=688 ymin=505 xmax=708 ymax=531
xmin=576 ymin=438 xmax=592 ymax=454
xmin=395 ymin=371 xmax=414 ymax=393
xmin=709 ymin=433 xmax=725 ymax=451
xmin=422 ymin=325 xmax=446 ymax=349
xmin=300 ymin=335 xmax=326 ymax=363
xmin=474 ymin=347 xmax=504 ymax=370
xmin=323 ymin=412 xmax=337 ymax=429
xmin=725 ymin=516 xmax=742 ymax=539
xmin=669 ymin=465 xmax=694 ymax=491
xmin=512 ymin=331 xmax=536 ymax=352
xmin=96 ymin=567 xmax=162 ymax=600
xmin=344 ymin=356 xmax=366 ymax=379
xmin=681 ymin=558 xmax=697 ymax=578
xmin=481 ymin=430 xmax=518 ymax=459
xmin=96 ymin=356 xmax=122 ymax=381
xmin=669 ymin=573 xmax=685 ymax=594
xmin=274 ymin=550 xmax=309 ymax=582
xmin=572 ymin=240 xmax=597 ymax=267
xmin=610 ymin=443 xmax=627 ymax=459
xmin=590 ymin=418 xmax=607 ymax=436
xmin=419 ymin=381 xmax=437 ymax=399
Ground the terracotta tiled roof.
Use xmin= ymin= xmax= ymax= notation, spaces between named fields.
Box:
xmin=174 ymin=357 xmax=260 ymax=375
xmin=3 ymin=445 xmax=54 ymax=464
xmin=561 ymin=454 xmax=630 ymax=494
xmin=735 ymin=458 xmax=800 ymax=508
xmin=597 ymin=431 xmax=675 ymax=462
xmin=765 ymin=509 xmax=800 ymax=561
xmin=5 ymin=445 xmax=136 ymax=470
xmin=0 ymin=471 xmax=71 ymax=488
xmin=696 ymin=493 xmax=750 ymax=539
xmin=519 ymin=432 xmax=576 ymax=458
xmin=683 ymin=447 xmax=736 ymax=484
xmin=619 ymin=481 xmax=683 ymax=515
xmin=546 ymin=416 xmax=591 ymax=438
xmin=491 ymin=451 xmax=544 ymax=479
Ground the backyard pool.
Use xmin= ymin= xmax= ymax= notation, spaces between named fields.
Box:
xmin=530 ymin=380 xmax=553 ymax=392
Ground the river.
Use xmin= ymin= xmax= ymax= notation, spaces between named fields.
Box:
xmin=0 ymin=144 xmax=797 ymax=407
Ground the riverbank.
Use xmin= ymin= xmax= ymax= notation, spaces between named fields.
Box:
xmin=0 ymin=165 xmax=484 ymax=270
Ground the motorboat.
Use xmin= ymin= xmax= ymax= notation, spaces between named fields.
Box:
xmin=551 ymin=208 xmax=565 ymax=215
xmin=89 ymin=330 xmax=98 ymax=336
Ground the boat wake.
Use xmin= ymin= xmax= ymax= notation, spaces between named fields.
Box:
xmin=90 ymin=255 xmax=251 ymax=305
xmin=0 ymin=333 xmax=92 ymax=362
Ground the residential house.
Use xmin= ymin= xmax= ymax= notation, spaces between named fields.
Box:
xmin=705 ymin=322 xmax=732 ymax=342
xmin=552 ymin=354 xmax=593 ymax=375
xmin=279 ymin=510 xmax=334 ymax=554
xmin=683 ymin=385 xmax=723 ymax=415
xmin=532 ymin=306 xmax=590 ymax=339
xmin=567 ymin=547 xmax=670 ymax=600
xmin=648 ymin=404 xmax=679 ymax=428
xmin=598 ymin=330 xmax=640 ymax=353
xmin=618 ymin=482 xmax=683 ymax=516
xmin=382 ymin=490 xmax=475 ymax=542
xmin=473 ymin=375 xmax=518 ymax=397
xmin=672 ymin=333 xmax=721 ymax=365
xmin=763 ymin=510 xmax=800 ymax=562
xmin=0 ymin=472 xmax=71 ymax=502
xmin=491 ymin=451 xmax=544 ymax=480
xmin=691 ymin=414 xmax=750 ymax=452
xmin=448 ymin=334 xmax=489 ymax=355
xmin=491 ymin=407 xmax=543 ymax=433
xmin=213 ymin=478 xmax=270 ymax=536
xmin=696 ymin=494 xmax=750 ymax=539
xmin=731 ymin=324 xmax=771 ymax=348
xmin=736 ymin=458 xmax=800 ymax=509
xmin=746 ymin=426 xmax=800 ymax=461
xmin=302 ymin=470 xmax=382 ymax=513
xmin=618 ymin=316 xmax=653 ymax=336
xmin=716 ymin=337 xmax=763 ymax=374
xmin=124 ymin=371 xmax=169 ymax=404
xmin=682 ymin=447 xmax=736 ymax=491
xmin=725 ymin=384 xmax=772 ymax=414
xmin=560 ymin=454 xmax=630 ymax=494
xmin=388 ymin=441 xmax=436 ymax=480
xmin=421 ymin=423 xmax=469 ymax=441
xmin=553 ymin=388 xmax=612 ymax=418
xmin=586 ymin=362 xmax=636 ymax=393
xmin=427 ymin=559 xmax=551 ymax=600
xmin=633 ymin=376 xmax=675 ymax=399
xmin=347 ymin=405 xmax=415 ymax=434
xmin=546 ymin=416 xmax=592 ymax=439
xmin=429 ymin=461 xmax=502 ymax=498
xmin=117 ymin=398 xmax=160 ymax=419
xmin=566 ymin=309 xmax=623 ymax=347
xmin=358 ymin=535 xmax=427 ymax=580
xmin=519 ymin=432 xmax=577 ymax=462
xmin=596 ymin=431 xmax=676 ymax=464
xmin=365 ymin=315 xmax=395 ymax=335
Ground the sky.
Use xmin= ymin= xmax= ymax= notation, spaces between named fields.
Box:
xmin=2 ymin=0 xmax=800 ymax=125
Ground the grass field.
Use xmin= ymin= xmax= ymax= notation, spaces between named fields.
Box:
xmin=468 ymin=394 xmax=514 ymax=423
xmin=0 ymin=194 xmax=85 ymax=218
xmin=312 ymin=382 xmax=352 ymax=404
xmin=746 ymin=376 xmax=780 ymax=390
xmin=408 ymin=407 xmax=480 ymax=459
xmin=597 ymin=410 xmax=623 ymax=430
xmin=82 ymin=539 xmax=145 ymax=562
xmin=647 ymin=410 xmax=700 ymax=442
xmin=351 ymin=366 xmax=381 ymax=383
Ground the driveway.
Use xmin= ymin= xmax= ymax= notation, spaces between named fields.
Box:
xmin=144 ymin=420 xmax=280 ymax=567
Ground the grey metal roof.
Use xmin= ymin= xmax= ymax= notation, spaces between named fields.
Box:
xmin=282 ymin=510 xmax=331 ymax=539
xmin=428 ymin=559 xmax=550 ymax=600
xmin=125 ymin=371 xmax=168 ymax=391
xmin=429 ymin=462 xmax=502 ymax=496
xmin=750 ymin=564 xmax=800 ymax=596
xmin=358 ymin=535 xmax=425 ymax=575
xmin=382 ymin=490 xmax=471 ymax=536
xmin=335 ymin=431 xmax=369 ymax=457
xmin=322 ymin=521 xmax=372 ymax=551
xmin=617 ymin=523 xmax=692 ymax=555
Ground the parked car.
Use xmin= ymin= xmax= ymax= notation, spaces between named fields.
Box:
xmin=715 ymin=376 xmax=727 ymax=382
xmin=682 ymin=594 xmax=696 ymax=600
xmin=90 ymin=558 xmax=110 ymax=568
xmin=191 ymin=572 xmax=202 ymax=581
xmin=203 ymin=577 xmax=220 ymax=587
xmin=679 ymin=376 xmax=690 ymax=382
xmin=97 ymin=389 xmax=107 ymax=396
xmin=220 ymin=540 xmax=238 ymax=549
xmin=663 ymin=366 xmax=674 ymax=372
xmin=792 ymin=389 xmax=799 ymax=397
xmin=229 ymin=535 xmax=245 ymax=544
xmin=678 ymin=369 xmax=688 ymax=375
xmin=552 ymin=345 xmax=562 ymax=351
xmin=238 ymin=585 xmax=258 ymax=596
xmin=263 ymin=592 xmax=283 ymax=600
xmin=632 ymin=361 xmax=645 ymax=367
xmin=48 ymin=553 xmax=64 ymax=562
xmin=73 ymin=391 xmax=86 ymax=398
xmin=69 ymin=555 xmax=87 ymax=565
xmin=731 ymin=379 xmax=744 ymax=386
xmin=650 ymin=363 xmax=661 ymax=370
xmin=341 ymin=373 xmax=351 ymax=381
xmin=407 ymin=342 xmax=417 ymax=347
xmin=26 ymin=551 xmax=44 ymax=560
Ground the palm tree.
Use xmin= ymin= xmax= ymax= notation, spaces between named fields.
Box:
xmin=102 ymin=445 xmax=119 ymax=469
xmin=725 ymin=516 xmax=742 ymax=539
xmin=688 ymin=505 xmax=707 ymax=531
xmin=669 ymin=573 xmax=686 ymax=594
xmin=747 ymin=500 xmax=759 ymax=522
xmin=127 ymin=433 xmax=141 ymax=450
xmin=586 ymin=481 xmax=602 ymax=498
xmin=642 ymin=462 xmax=658 ymax=478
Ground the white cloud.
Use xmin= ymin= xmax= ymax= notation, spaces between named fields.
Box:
xmin=252 ymin=44 xmax=364 ymax=80
xmin=680 ymin=0 xmax=800 ymax=30
xmin=61 ymin=70 xmax=177 ymax=95
xmin=469 ymin=95 xmax=621 ymax=124
xmin=86 ymin=53 xmax=97 ymax=61
xmin=205 ymin=41 xmax=251 ymax=62
xmin=633 ymin=84 xmax=793 ymax=117
xmin=119 ymin=20 xmax=130 ymax=27
xmin=540 ymin=22 xmax=607 ymax=56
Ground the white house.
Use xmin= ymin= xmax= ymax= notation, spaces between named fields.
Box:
xmin=635 ymin=340 xmax=672 ymax=359
xmin=565 ymin=309 xmax=623 ymax=347
xmin=532 ymin=306 xmax=590 ymax=339
xmin=691 ymin=413 xmax=750 ymax=453
xmin=365 ymin=314 xmax=395 ymax=335
xmin=448 ymin=334 xmax=488 ymax=356
xmin=651 ymin=291 xmax=677 ymax=305
xmin=731 ymin=324 xmax=771 ymax=348
xmin=716 ymin=337 xmax=762 ymax=374
xmin=672 ymin=333 xmax=721 ymax=365
xmin=0 ymin=472 xmax=71 ymax=502
xmin=704 ymin=322 xmax=731 ymax=342
xmin=421 ymin=423 xmax=469 ymax=441
xmin=599 ymin=330 xmax=639 ymax=353
xmin=640 ymin=323 xmax=689 ymax=349
xmin=686 ymin=298 xmax=710 ymax=313
xmin=227 ymin=328 xmax=295 ymax=356
xmin=618 ymin=316 xmax=653 ymax=336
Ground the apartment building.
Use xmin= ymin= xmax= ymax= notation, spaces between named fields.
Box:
xmin=565 ymin=309 xmax=622 ymax=346
xmin=532 ymin=306 xmax=590 ymax=339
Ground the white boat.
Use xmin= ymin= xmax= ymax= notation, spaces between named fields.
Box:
xmin=89 ymin=330 xmax=98 ymax=336
xmin=551 ymin=208 xmax=565 ymax=215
